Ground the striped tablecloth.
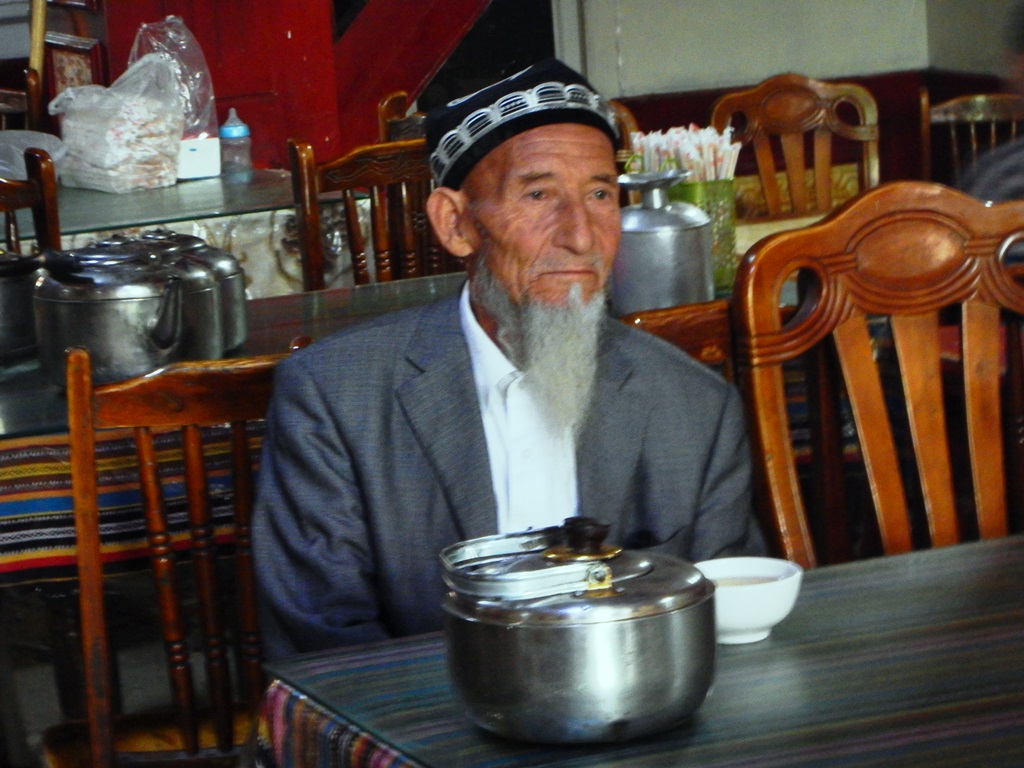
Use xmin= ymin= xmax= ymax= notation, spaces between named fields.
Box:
xmin=255 ymin=536 xmax=1024 ymax=768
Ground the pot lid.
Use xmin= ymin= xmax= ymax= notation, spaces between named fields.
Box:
xmin=36 ymin=247 xmax=190 ymax=301
xmin=138 ymin=228 xmax=241 ymax=278
xmin=137 ymin=228 xmax=206 ymax=254
xmin=441 ymin=518 xmax=712 ymax=625
xmin=0 ymin=249 xmax=42 ymax=278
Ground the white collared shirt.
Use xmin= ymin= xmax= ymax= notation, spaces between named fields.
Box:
xmin=459 ymin=286 xmax=578 ymax=533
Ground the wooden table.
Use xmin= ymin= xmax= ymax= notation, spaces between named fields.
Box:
xmin=255 ymin=536 xmax=1024 ymax=767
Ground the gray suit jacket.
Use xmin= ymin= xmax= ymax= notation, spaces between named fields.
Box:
xmin=253 ymin=292 xmax=764 ymax=659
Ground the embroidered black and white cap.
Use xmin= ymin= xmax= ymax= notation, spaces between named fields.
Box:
xmin=425 ymin=58 xmax=619 ymax=189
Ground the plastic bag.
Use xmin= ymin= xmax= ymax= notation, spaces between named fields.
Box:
xmin=0 ymin=131 xmax=65 ymax=180
xmin=128 ymin=15 xmax=217 ymax=141
xmin=49 ymin=53 xmax=184 ymax=193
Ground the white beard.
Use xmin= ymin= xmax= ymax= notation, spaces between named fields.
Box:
xmin=471 ymin=256 xmax=605 ymax=442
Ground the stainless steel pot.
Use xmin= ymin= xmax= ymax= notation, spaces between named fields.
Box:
xmin=137 ymin=229 xmax=247 ymax=351
xmin=34 ymin=243 xmax=222 ymax=385
xmin=611 ymin=170 xmax=713 ymax=315
xmin=0 ymin=250 xmax=42 ymax=360
xmin=441 ymin=517 xmax=716 ymax=744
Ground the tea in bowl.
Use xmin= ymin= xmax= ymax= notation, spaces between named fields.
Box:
xmin=693 ymin=557 xmax=803 ymax=644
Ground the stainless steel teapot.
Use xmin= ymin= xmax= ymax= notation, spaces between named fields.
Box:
xmin=137 ymin=229 xmax=247 ymax=351
xmin=0 ymin=249 xmax=42 ymax=360
xmin=34 ymin=241 xmax=222 ymax=385
xmin=440 ymin=517 xmax=717 ymax=744
xmin=611 ymin=170 xmax=714 ymax=315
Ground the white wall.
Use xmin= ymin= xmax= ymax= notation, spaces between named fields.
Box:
xmin=556 ymin=0 xmax=1017 ymax=100
xmin=0 ymin=0 xmax=30 ymax=59
xmin=926 ymin=0 xmax=1016 ymax=75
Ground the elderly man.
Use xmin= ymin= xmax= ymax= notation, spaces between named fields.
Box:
xmin=253 ymin=59 xmax=765 ymax=659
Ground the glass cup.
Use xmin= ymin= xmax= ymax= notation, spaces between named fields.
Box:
xmin=669 ymin=179 xmax=738 ymax=296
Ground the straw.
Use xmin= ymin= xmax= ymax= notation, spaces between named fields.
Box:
xmin=628 ymin=125 xmax=741 ymax=181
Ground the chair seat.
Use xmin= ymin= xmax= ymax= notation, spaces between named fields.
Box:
xmin=41 ymin=707 xmax=254 ymax=768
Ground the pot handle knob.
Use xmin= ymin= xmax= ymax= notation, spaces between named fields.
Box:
xmin=562 ymin=517 xmax=611 ymax=555
xmin=41 ymin=248 xmax=80 ymax=274
xmin=544 ymin=517 xmax=622 ymax=563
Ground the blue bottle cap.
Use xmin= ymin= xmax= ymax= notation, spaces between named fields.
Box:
xmin=220 ymin=108 xmax=250 ymax=139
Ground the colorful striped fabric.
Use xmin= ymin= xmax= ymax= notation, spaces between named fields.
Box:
xmin=255 ymin=679 xmax=421 ymax=768
xmin=0 ymin=424 xmax=262 ymax=584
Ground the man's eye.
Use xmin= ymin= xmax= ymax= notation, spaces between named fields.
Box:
xmin=527 ymin=189 xmax=546 ymax=200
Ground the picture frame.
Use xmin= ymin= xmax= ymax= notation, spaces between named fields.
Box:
xmin=47 ymin=0 xmax=101 ymax=11
xmin=44 ymin=32 xmax=105 ymax=102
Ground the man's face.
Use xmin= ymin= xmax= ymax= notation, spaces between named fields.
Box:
xmin=460 ymin=123 xmax=621 ymax=307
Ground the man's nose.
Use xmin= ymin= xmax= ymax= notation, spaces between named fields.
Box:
xmin=554 ymin=196 xmax=596 ymax=254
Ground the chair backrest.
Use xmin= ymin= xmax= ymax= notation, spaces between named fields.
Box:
xmin=919 ymin=88 xmax=1024 ymax=184
xmin=65 ymin=347 xmax=286 ymax=768
xmin=0 ymin=67 xmax=41 ymax=131
xmin=619 ymin=299 xmax=734 ymax=382
xmin=711 ymin=73 xmax=880 ymax=219
xmin=0 ymin=146 xmax=60 ymax=252
xmin=289 ymin=137 xmax=459 ymax=290
xmin=733 ymin=180 xmax=1024 ymax=569
xmin=608 ymin=98 xmax=640 ymax=165
xmin=377 ymin=90 xmax=426 ymax=141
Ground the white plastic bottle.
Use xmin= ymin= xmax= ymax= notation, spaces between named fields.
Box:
xmin=219 ymin=108 xmax=253 ymax=182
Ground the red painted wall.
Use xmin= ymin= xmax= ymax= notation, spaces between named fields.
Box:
xmin=327 ymin=0 xmax=487 ymax=154
xmin=101 ymin=0 xmax=488 ymax=168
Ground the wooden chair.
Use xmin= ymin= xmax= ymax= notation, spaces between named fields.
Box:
xmin=289 ymin=137 xmax=457 ymax=290
xmin=0 ymin=0 xmax=45 ymax=131
xmin=1 ymin=146 xmax=61 ymax=251
xmin=620 ymin=299 xmax=734 ymax=382
xmin=377 ymin=90 xmax=426 ymax=141
xmin=733 ymin=180 xmax=1024 ymax=569
xmin=919 ymin=88 xmax=1024 ymax=184
xmin=0 ymin=67 xmax=41 ymax=131
xmin=41 ymin=348 xmax=289 ymax=768
xmin=711 ymin=73 xmax=880 ymax=219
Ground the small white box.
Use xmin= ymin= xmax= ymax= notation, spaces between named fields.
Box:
xmin=177 ymin=137 xmax=222 ymax=179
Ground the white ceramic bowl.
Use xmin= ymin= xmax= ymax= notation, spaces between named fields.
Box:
xmin=693 ymin=557 xmax=803 ymax=644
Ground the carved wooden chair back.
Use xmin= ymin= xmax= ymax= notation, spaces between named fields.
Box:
xmin=289 ymin=137 xmax=458 ymax=290
xmin=711 ymin=73 xmax=880 ymax=219
xmin=620 ymin=299 xmax=735 ymax=382
xmin=733 ymin=181 xmax=1024 ymax=569
xmin=920 ymin=88 xmax=1024 ymax=184
xmin=0 ymin=146 xmax=60 ymax=252
xmin=377 ymin=90 xmax=427 ymax=141
xmin=608 ymin=98 xmax=640 ymax=164
xmin=608 ymin=98 xmax=641 ymax=204
xmin=42 ymin=348 xmax=287 ymax=768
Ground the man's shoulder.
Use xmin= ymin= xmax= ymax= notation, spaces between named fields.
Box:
xmin=961 ymin=138 xmax=1024 ymax=202
xmin=286 ymin=294 xmax=462 ymax=370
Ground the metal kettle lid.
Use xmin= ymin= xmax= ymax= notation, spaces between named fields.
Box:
xmin=36 ymin=246 xmax=189 ymax=302
xmin=0 ymin=249 xmax=42 ymax=278
xmin=138 ymin=228 xmax=241 ymax=278
xmin=135 ymin=228 xmax=205 ymax=253
xmin=441 ymin=518 xmax=712 ymax=625
xmin=618 ymin=170 xmax=710 ymax=232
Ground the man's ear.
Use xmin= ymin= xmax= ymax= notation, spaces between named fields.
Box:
xmin=427 ymin=187 xmax=479 ymax=258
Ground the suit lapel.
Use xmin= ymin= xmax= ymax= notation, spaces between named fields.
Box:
xmin=395 ymin=296 xmax=498 ymax=541
xmin=577 ymin=321 xmax=646 ymax=532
